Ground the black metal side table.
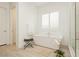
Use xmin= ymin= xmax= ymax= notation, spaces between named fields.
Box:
xmin=24 ymin=38 xmax=34 ymax=49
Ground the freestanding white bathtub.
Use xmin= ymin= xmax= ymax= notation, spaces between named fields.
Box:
xmin=33 ymin=35 xmax=63 ymax=50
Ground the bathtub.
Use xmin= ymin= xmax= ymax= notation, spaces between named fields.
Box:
xmin=33 ymin=35 xmax=63 ymax=49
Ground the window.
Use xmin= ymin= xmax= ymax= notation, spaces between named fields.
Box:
xmin=42 ymin=13 xmax=49 ymax=29
xmin=41 ymin=12 xmax=59 ymax=32
xmin=50 ymin=12 xmax=59 ymax=29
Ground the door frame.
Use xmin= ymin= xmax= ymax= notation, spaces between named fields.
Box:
xmin=9 ymin=4 xmax=18 ymax=48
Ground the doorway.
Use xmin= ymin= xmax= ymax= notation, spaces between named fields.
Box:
xmin=10 ymin=7 xmax=16 ymax=46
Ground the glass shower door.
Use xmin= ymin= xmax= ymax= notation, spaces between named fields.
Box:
xmin=76 ymin=2 xmax=79 ymax=57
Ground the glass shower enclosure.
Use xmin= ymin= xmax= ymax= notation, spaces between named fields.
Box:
xmin=75 ymin=2 xmax=79 ymax=57
xmin=70 ymin=2 xmax=79 ymax=57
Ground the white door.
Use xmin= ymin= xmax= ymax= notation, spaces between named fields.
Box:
xmin=0 ymin=8 xmax=9 ymax=45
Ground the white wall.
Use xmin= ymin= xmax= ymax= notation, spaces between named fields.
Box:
xmin=17 ymin=3 xmax=37 ymax=48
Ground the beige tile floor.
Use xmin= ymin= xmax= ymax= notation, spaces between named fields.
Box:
xmin=0 ymin=44 xmax=70 ymax=57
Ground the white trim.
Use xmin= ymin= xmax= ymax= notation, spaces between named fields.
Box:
xmin=16 ymin=2 xmax=19 ymax=48
xmin=9 ymin=5 xmax=11 ymax=45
